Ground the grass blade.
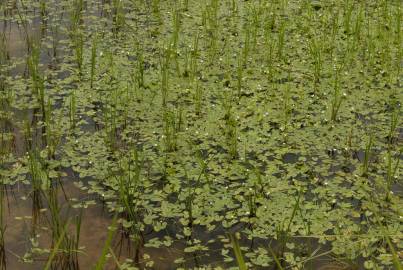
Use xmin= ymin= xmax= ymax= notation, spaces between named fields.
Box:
xmin=93 ymin=214 xmax=118 ymax=270
xmin=229 ymin=233 xmax=247 ymax=270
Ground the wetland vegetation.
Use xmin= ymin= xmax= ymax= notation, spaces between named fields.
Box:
xmin=0 ymin=0 xmax=402 ymax=269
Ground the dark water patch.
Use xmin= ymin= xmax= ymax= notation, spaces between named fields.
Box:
xmin=282 ymin=152 xmax=299 ymax=164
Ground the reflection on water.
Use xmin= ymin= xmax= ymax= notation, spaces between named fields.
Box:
xmin=1 ymin=179 xmax=211 ymax=270
xmin=2 ymin=180 xmax=112 ymax=269
xmin=1 ymin=1 xmax=399 ymax=269
xmin=0 ymin=7 xmax=180 ymax=269
xmin=0 ymin=152 xmax=210 ymax=269
xmin=1 ymin=24 xmax=24 ymax=59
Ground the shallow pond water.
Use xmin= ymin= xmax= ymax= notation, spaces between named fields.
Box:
xmin=0 ymin=0 xmax=402 ymax=269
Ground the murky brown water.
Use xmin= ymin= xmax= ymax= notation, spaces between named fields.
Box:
xmin=1 ymin=1 xmax=398 ymax=269
xmin=2 ymin=181 xmax=112 ymax=269
xmin=1 ymin=179 xmax=194 ymax=270
xmin=0 ymin=9 xmax=188 ymax=269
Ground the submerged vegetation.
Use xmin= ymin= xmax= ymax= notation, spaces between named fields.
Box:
xmin=0 ymin=0 xmax=402 ymax=269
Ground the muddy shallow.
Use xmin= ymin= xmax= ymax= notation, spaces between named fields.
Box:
xmin=0 ymin=0 xmax=401 ymax=269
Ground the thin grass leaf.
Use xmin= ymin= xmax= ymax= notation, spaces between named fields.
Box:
xmin=93 ymin=214 xmax=118 ymax=270
xmin=44 ymin=218 xmax=71 ymax=270
xmin=229 ymin=233 xmax=247 ymax=270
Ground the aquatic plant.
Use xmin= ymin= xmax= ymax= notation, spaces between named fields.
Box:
xmin=229 ymin=233 xmax=247 ymax=270
xmin=0 ymin=184 xmax=6 ymax=270
xmin=0 ymin=0 xmax=401 ymax=269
